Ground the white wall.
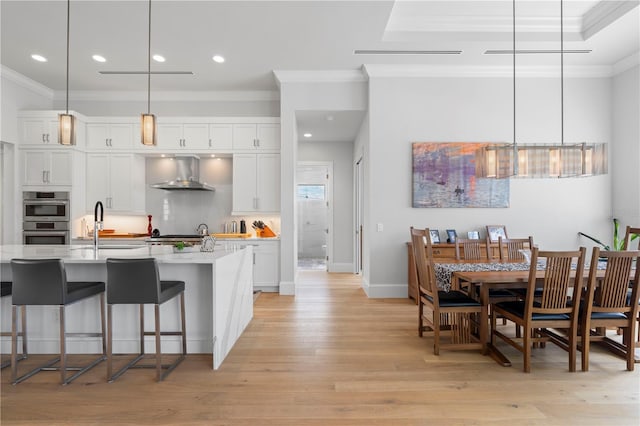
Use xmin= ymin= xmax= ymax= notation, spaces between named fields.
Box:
xmin=298 ymin=141 xmax=355 ymax=269
xmin=612 ymin=65 xmax=640 ymax=228
xmin=0 ymin=69 xmax=53 ymax=244
xmin=52 ymin=98 xmax=279 ymax=118
xmin=365 ymin=75 xmax=612 ymax=297
xmin=277 ymin=74 xmax=368 ymax=294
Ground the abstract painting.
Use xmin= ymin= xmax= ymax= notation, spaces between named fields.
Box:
xmin=412 ymin=142 xmax=510 ymax=208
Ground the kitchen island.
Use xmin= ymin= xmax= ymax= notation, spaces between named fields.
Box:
xmin=0 ymin=243 xmax=253 ymax=369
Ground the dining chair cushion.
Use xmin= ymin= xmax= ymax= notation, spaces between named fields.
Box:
xmin=159 ymin=281 xmax=185 ymax=305
xmin=1 ymin=282 xmax=11 ymax=297
xmin=495 ymin=301 xmax=571 ymax=321
xmin=66 ymin=282 xmax=106 ymax=304
xmin=426 ymin=291 xmax=481 ymax=307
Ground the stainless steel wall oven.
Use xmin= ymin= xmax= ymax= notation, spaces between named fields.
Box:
xmin=23 ymin=191 xmax=70 ymax=244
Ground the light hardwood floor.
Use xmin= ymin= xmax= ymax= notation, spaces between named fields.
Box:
xmin=2 ymin=271 xmax=639 ymax=425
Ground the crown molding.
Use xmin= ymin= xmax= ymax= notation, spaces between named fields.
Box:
xmin=387 ymin=15 xmax=582 ymax=35
xmin=273 ymin=70 xmax=367 ymax=87
xmin=613 ymin=51 xmax=640 ymax=75
xmin=51 ymin=90 xmax=279 ymax=102
xmin=0 ymin=66 xmax=54 ymax=99
xmin=363 ymin=64 xmax=614 ymax=79
xmin=582 ymin=0 xmax=639 ymax=40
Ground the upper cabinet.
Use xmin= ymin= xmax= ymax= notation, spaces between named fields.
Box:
xmin=19 ymin=111 xmax=86 ymax=148
xmin=209 ymin=124 xmax=233 ymax=150
xmin=86 ymin=153 xmax=145 ymax=213
xmin=86 ymin=123 xmax=134 ymax=150
xmin=157 ymin=123 xmax=210 ymax=150
xmin=232 ymin=153 xmax=280 ymax=215
xmin=232 ymin=123 xmax=280 ymax=151
xmin=22 ymin=150 xmax=73 ymax=186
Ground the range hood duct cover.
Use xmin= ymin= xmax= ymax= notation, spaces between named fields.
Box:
xmin=150 ymin=156 xmax=215 ymax=191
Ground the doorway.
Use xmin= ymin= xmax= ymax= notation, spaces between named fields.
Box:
xmin=297 ymin=162 xmax=333 ymax=271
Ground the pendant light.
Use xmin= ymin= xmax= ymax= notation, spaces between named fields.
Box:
xmin=141 ymin=0 xmax=156 ymax=146
xmin=58 ymin=0 xmax=75 ymax=146
xmin=477 ymin=0 xmax=607 ymax=179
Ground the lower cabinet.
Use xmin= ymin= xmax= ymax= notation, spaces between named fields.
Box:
xmin=231 ymin=239 xmax=280 ymax=291
xmin=86 ymin=153 xmax=145 ymax=213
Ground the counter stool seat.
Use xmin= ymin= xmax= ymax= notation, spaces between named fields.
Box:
xmin=1 ymin=282 xmax=27 ymax=369
xmin=106 ymin=258 xmax=186 ymax=382
xmin=10 ymin=259 xmax=106 ymax=385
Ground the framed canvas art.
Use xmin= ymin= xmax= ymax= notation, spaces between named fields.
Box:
xmin=412 ymin=142 xmax=510 ymax=208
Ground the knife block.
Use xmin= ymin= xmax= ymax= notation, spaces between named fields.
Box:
xmin=257 ymin=225 xmax=276 ymax=238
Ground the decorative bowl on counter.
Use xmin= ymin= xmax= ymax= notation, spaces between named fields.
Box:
xmin=172 ymin=242 xmax=196 ymax=253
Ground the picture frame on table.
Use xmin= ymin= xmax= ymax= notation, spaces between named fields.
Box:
xmin=429 ymin=229 xmax=441 ymax=244
xmin=486 ymin=225 xmax=508 ymax=242
xmin=446 ymin=229 xmax=457 ymax=243
xmin=467 ymin=231 xmax=480 ymax=240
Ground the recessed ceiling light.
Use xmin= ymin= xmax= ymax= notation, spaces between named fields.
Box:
xmin=152 ymin=54 xmax=165 ymax=62
xmin=303 ymin=133 xmax=312 ymax=138
xmin=92 ymin=54 xmax=106 ymax=63
xmin=210 ymin=154 xmax=216 ymax=158
xmin=212 ymin=55 xmax=225 ymax=63
xmin=326 ymin=115 xmax=334 ymax=121
xmin=31 ymin=54 xmax=47 ymax=62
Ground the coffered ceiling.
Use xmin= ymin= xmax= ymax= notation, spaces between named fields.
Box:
xmin=1 ymin=1 xmax=638 ymax=143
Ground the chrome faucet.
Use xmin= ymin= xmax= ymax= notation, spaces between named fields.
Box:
xmin=94 ymin=201 xmax=104 ymax=250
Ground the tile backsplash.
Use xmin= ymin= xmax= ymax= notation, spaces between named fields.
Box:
xmin=76 ymin=156 xmax=280 ymax=238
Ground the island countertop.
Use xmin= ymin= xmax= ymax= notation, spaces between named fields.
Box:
xmin=0 ymin=243 xmax=254 ymax=370
xmin=0 ymin=243 xmax=249 ymax=264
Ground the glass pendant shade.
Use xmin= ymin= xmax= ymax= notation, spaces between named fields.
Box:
xmin=58 ymin=113 xmax=76 ymax=146
xmin=141 ymin=113 xmax=156 ymax=146
xmin=475 ymin=143 xmax=607 ymax=178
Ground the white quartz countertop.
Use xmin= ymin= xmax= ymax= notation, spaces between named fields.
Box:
xmin=0 ymin=243 xmax=249 ymax=264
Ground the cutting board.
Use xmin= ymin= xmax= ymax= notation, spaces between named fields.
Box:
xmin=98 ymin=232 xmax=148 ymax=238
xmin=211 ymin=233 xmax=251 ymax=238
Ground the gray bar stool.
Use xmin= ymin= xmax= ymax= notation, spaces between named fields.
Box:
xmin=10 ymin=259 xmax=106 ymax=385
xmin=106 ymin=258 xmax=186 ymax=382
xmin=1 ymin=282 xmax=27 ymax=369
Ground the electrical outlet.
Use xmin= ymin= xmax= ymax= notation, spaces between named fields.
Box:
xmin=377 ymin=223 xmax=384 ymax=232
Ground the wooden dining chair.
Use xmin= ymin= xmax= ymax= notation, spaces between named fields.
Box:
xmin=490 ymin=247 xmax=587 ymax=373
xmin=455 ymin=238 xmax=491 ymax=261
xmin=622 ymin=226 xmax=640 ymax=348
xmin=411 ymin=228 xmax=483 ymax=355
xmin=498 ymin=236 xmax=534 ymax=262
xmin=580 ymin=247 xmax=640 ymax=371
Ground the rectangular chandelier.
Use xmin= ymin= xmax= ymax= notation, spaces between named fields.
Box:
xmin=475 ymin=143 xmax=607 ymax=179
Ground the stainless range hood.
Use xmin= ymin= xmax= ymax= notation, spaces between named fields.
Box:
xmin=150 ymin=156 xmax=215 ymax=191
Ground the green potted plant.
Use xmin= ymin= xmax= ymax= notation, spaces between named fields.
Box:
xmin=578 ymin=218 xmax=638 ymax=251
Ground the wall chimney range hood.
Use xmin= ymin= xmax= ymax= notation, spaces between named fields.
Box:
xmin=150 ymin=156 xmax=215 ymax=191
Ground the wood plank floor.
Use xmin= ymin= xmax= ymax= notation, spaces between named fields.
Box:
xmin=2 ymin=270 xmax=639 ymax=425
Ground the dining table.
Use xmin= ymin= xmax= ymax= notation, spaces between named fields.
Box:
xmin=434 ymin=259 xmax=611 ymax=366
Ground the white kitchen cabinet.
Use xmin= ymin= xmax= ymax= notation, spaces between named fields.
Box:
xmin=22 ymin=150 xmax=73 ymax=186
xmin=86 ymin=153 xmax=145 ymax=213
xmin=157 ymin=123 xmax=209 ymax=149
xmin=20 ymin=117 xmax=60 ymax=145
xmin=86 ymin=123 xmax=134 ymax=150
xmin=232 ymin=153 xmax=280 ymax=214
xmin=231 ymin=240 xmax=279 ymax=291
xmin=232 ymin=123 xmax=280 ymax=151
xmin=209 ymin=124 xmax=233 ymax=150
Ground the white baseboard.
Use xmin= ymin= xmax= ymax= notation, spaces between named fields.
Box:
xmin=254 ymin=285 xmax=279 ymax=293
xmin=362 ymin=282 xmax=408 ymax=298
xmin=328 ymin=262 xmax=354 ymax=273
xmin=279 ymin=280 xmax=295 ymax=295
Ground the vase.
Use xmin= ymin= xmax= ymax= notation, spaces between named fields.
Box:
xmin=147 ymin=215 xmax=153 ymax=236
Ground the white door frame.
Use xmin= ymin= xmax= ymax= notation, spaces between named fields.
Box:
xmin=296 ymin=161 xmax=333 ymax=271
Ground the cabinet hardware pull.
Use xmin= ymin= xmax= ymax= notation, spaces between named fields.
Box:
xmin=42 ymin=171 xmax=46 ymax=183
xmin=46 ymin=134 xmax=50 ymax=143
xmin=209 ymin=139 xmax=212 ymax=148
xmin=42 ymin=134 xmax=46 ymax=143
xmin=256 ymin=138 xmax=260 ymax=147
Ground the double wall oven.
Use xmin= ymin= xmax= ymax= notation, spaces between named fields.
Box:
xmin=23 ymin=191 xmax=70 ymax=245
